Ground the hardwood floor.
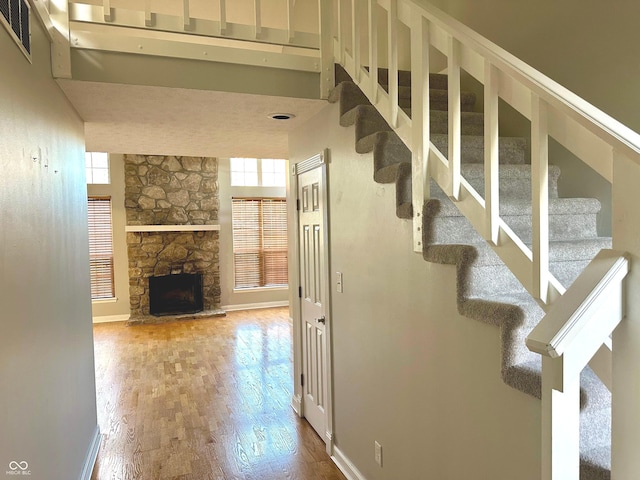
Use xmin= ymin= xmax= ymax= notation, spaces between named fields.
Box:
xmin=91 ymin=307 xmax=346 ymax=480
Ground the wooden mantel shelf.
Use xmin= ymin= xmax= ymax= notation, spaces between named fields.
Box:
xmin=125 ymin=225 xmax=221 ymax=232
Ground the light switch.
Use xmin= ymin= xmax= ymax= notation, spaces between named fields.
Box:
xmin=336 ymin=272 xmax=343 ymax=293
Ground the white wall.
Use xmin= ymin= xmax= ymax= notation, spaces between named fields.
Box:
xmin=289 ymin=102 xmax=541 ymax=479
xmin=88 ymin=154 xmax=131 ymax=320
xmin=218 ymin=158 xmax=289 ymax=310
xmin=0 ymin=19 xmax=99 ymax=480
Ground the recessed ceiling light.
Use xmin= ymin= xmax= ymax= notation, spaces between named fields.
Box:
xmin=269 ymin=113 xmax=296 ymax=120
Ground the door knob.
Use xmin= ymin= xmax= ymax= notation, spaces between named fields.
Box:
xmin=317 ymin=316 xmax=326 ymax=324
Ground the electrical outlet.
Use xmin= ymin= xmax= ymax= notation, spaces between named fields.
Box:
xmin=374 ymin=441 xmax=382 ymax=467
xmin=336 ymin=272 xmax=343 ymax=293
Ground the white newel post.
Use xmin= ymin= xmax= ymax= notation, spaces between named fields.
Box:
xmin=611 ymin=150 xmax=640 ymax=479
xmin=541 ymin=356 xmax=580 ymax=480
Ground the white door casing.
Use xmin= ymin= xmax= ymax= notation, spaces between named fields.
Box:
xmin=292 ymin=151 xmax=333 ymax=452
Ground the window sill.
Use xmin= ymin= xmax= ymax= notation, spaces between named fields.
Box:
xmin=233 ymin=286 xmax=288 ymax=294
xmin=92 ymin=297 xmax=118 ymax=304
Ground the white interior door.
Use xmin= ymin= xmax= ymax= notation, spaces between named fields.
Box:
xmin=297 ymin=166 xmax=328 ymax=440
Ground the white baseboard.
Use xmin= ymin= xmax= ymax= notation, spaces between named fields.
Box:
xmin=92 ymin=314 xmax=130 ymax=324
xmin=332 ymin=446 xmax=367 ymax=480
xmin=222 ymin=301 xmax=289 ymax=312
xmin=78 ymin=426 xmax=101 ymax=480
xmin=291 ymin=394 xmax=302 ymax=416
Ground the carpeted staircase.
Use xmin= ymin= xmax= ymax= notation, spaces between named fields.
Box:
xmin=329 ymin=65 xmax=612 ymax=479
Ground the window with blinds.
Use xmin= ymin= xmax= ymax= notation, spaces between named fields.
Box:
xmin=87 ymin=196 xmax=115 ymax=299
xmin=232 ymin=198 xmax=288 ymax=289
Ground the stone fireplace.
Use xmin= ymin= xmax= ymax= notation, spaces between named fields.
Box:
xmin=124 ymin=154 xmax=222 ymax=320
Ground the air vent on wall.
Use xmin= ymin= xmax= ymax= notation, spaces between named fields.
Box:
xmin=0 ymin=0 xmax=30 ymax=59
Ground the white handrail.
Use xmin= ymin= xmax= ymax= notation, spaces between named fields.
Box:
xmin=527 ymin=251 xmax=628 ymax=361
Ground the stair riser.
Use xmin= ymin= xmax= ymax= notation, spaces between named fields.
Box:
xmin=372 ymin=141 xmax=411 ymax=183
xmin=337 ymin=83 xmax=371 ymax=118
xmin=430 ymin=111 xmax=485 ymax=136
xmin=467 ymin=264 xmax=524 ymax=297
xmin=431 ymin=135 xmax=527 ymax=165
xmin=430 ymin=95 xmax=476 ymax=113
xmin=376 ymin=69 xmax=448 ymax=89
xmin=393 ymin=88 xmax=476 ymax=111
xmin=425 ymin=213 xmax=599 ymax=244
xmin=395 ymin=163 xmax=413 ymax=219
xmin=551 ymin=260 xmax=591 ymax=290
xmin=467 ymin=258 xmax=599 ymax=299
xmin=464 ymin=177 xmax=559 ymax=199
xmin=350 ymin=109 xmax=392 ymax=143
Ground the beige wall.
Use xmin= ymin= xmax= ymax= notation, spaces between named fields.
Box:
xmin=89 ymin=154 xmax=131 ymax=320
xmin=71 ymin=50 xmax=321 ymax=100
xmin=289 ymin=102 xmax=541 ymax=479
xmin=421 ymin=0 xmax=640 ymax=133
xmin=0 ymin=20 xmax=99 ymax=480
xmin=218 ymin=158 xmax=289 ymax=310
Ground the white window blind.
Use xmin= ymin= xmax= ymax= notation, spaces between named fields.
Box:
xmin=232 ymin=198 xmax=288 ymax=289
xmin=88 ymin=196 xmax=115 ymax=299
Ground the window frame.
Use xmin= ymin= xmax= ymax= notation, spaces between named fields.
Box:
xmin=231 ymin=197 xmax=289 ymax=291
xmin=230 ymin=158 xmax=287 ymax=187
xmin=87 ymin=196 xmax=115 ymax=300
xmin=86 ymin=152 xmax=110 ymax=185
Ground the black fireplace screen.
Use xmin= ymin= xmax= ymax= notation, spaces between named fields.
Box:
xmin=149 ymin=273 xmax=204 ymax=316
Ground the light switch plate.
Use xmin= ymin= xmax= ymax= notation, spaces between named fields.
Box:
xmin=336 ymin=272 xmax=343 ymax=293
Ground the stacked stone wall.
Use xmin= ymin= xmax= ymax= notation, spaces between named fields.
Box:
xmin=125 ymin=155 xmax=219 ymax=225
xmin=124 ymin=154 xmax=221 ymax=317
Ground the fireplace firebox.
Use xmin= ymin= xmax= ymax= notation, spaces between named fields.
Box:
xmin=149 ymin=273 xmax=204 ymax=316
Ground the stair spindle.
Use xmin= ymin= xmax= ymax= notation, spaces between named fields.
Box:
xmin=219 ymin=0 xmax=226 ymax=35
xmin=484 ymin=61 xmax=500 ymax=244
xmin=103 ymin=0 xmax=112 ymax=21
xmin=532 ymin=94 xmax=550 ymax=303
xmin=144 ymin=0 xmax=152 ymax=27
xmin=351 ymin=0 xmax=361 ymax=81
xmin=387 ymin=0 xmax=399 ymax=128
xmin=447 ymin=36 xmax=461 ymax=200
xmin=287 ymin=0 xmax=295 ymax=41
xmin=254 ymin=0 xmax=262 ymax=38
xmin=410 ymin=14 xmax=431 ymax=251
xmin=182 ymin=0 xmax=190 ymax=29
xmin=368 ymin=0 xmax=378 ymax=103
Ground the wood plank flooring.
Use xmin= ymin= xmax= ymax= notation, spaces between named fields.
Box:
xmin=91 ymin=307 xmax=346 ymax=480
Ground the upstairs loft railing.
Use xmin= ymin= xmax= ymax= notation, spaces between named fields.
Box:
xmin=39 ymin=0 xmax=333 ymax=84
xmin=325 ymin=0 xmax=639 ymax=478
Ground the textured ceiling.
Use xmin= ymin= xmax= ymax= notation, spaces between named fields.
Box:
xmin=57 ymin=80 xmax=328 ymax=159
